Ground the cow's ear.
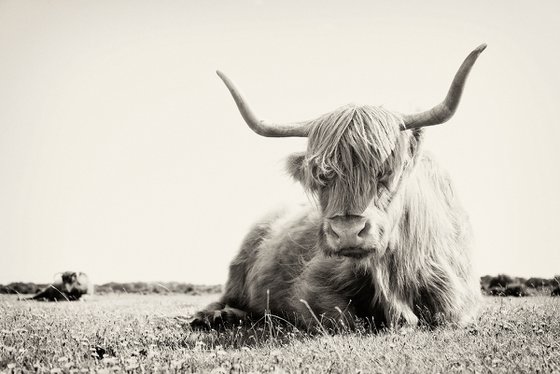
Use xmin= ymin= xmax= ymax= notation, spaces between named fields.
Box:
xmin=286 ymin=152 xmax=306 ymax=184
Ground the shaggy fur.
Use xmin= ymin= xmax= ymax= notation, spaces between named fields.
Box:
xmin=304 ymin=105 xmax=413 ymax=215
xmin=191 ymin=104 xmax=479 ymax=331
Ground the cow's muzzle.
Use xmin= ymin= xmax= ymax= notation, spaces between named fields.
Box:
xmin=325 ymin=216 xmax=376 ymax=258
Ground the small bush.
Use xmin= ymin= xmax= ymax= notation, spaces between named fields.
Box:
xmin=525 ymin=277 xmax=553 ymax=289
xmin=488 ymin=286 xmax=506 ymax=296
xmin=504 ymin=284 xmax=529 ymax=297
xmin=488 ymin=274 xmax=515 ymax=289
xmin=486 ymin=283 xmax=529 ymax=297
xmin=93 ymin=282 xmax=221 ymax=295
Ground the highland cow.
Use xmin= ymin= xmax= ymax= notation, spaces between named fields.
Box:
xmin=30 ymin=272 xmax=92 ymax=301
xmin=191 ymin=44 xmax=486 ymax=330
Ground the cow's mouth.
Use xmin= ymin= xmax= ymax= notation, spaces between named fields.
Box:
xmin=337 ymin=247 xmax=373 ymax=259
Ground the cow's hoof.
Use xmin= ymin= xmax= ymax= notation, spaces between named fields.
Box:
xmin=189 ymin=307 xmax=247 ymax=330
xmin=190 ymin=318 xmax=211 ymax=331
xmin=189 ymin=314 xmax=212 ymax=331
xmin=215 ymin=306 xmax=247 ymax=325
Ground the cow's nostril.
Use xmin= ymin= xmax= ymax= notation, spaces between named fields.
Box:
xmin=327 ymin=223 xmax=339 ymax=239
xmin=358 ymin=222 xmax=370 ymax=238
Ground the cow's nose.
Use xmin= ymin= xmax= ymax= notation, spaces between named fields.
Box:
xmin=326 ymin=216 xmax=369 ymax=248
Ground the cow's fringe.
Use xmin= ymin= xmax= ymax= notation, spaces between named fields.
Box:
xmin=304 ymin=104 xmax=404 ymax=215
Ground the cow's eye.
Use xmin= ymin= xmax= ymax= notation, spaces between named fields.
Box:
xmin=379 ymin=180 xmax=389 ymax=191
xmin=316 ymin=171 xmax=335 ymax=186
xmin=376 ymin=173 xmax=387 ymax=188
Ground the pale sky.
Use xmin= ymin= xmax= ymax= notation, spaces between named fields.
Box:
xmin=1 ymin=0 xmax=559 ymax=285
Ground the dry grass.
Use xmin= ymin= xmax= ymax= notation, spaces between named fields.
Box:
xmin=1 ymin=294 xmax=559 ymax=373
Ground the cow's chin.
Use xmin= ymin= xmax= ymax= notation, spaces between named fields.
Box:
xmin=318 ymin=233 xmax=377 ymax=260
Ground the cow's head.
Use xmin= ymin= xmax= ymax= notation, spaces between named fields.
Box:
xmin=218 ymin=44 xmax=486 ymax=259
xmin=61 ymin=271 xmax=78 ymax=285
xmin=55 ymin=271 xmax=91 ymax=294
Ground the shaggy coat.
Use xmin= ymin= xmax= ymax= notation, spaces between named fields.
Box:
xmin=192 ymin=104 xmax=479 ymax=330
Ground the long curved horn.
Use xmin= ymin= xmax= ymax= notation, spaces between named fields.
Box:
xmin=402 ymin=44 xmax=487 ymax=130
xmin=216 ymin=71 xmax=310 ymax=137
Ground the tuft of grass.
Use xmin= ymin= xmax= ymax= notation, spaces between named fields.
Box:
xmin=0 ymin=294 xmax=559 ymax=373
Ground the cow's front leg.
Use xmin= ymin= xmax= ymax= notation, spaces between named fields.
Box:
xmin=190 ymin=302 xmax=248 ymax=330
xmin=383 ymin=294 xmax=419 ymax=329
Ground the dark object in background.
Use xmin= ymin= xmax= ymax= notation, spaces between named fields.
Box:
xmin=488 ymin=274 xmax=515 ymax=289
xmin=488 ymin=283 xmax=529 ymax=297
xmin=0 ymin=282 xmax=48 ymax=294
xmin=551 ymin=287 xmax=560 ymax=297
xmin=504 ymin=283 xmax=530 ymax=297
xmin=30 ymin=272 xmax=92 ymax=301
xmin=488 ymin=286 xmax=506 ymax=296
xmin=93 ymin=282 xmax=221 ymax=294
xmin=525 ymin=277 xmax=553 ymax=289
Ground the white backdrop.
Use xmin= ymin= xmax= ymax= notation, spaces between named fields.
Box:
xmin=0 ymin=0 xmax=559 ymax=284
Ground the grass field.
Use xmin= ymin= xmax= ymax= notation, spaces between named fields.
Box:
xmin=1 ymin=294 xmax=559 ymax=373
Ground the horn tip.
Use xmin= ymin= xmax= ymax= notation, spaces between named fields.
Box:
xmin=216 ymin=70 xmax=230 ymax=85
xmin=475 ymin=43 xmax=487 ymax=53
